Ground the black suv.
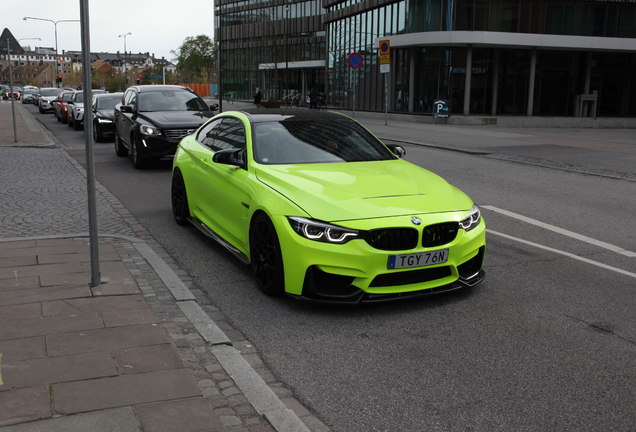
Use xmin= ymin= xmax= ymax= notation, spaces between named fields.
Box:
xmin=113 ymin=85 xmax=218 ymax=168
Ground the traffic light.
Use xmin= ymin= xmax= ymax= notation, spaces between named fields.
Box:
xmin=174 ymin=80 xmax=179 ymax=85
xmin=136 ymin=77 xmax=140 ymax=85
xmin=56 ymin=75 xmax=63 ymax=84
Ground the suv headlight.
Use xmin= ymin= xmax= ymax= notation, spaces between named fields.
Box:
xmin=459 ymin=205 xmax=481 ymax=231
xmin=289 ymin=217 xmax=359 ymax=244
xmin=140 ymin=124 xmax=162 ymax=136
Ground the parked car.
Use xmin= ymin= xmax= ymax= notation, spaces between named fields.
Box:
xmin=114 ymin=85 xmax=218 ymax=168
xmin=53 ymin=91 xmax=75 ymax=123
xmin=68 ymin=89 xmax=106 ymax=130
xmin=91 ymin=92 xmax=123 ymax=142
xmin=38 ymin=88 xmax=61 ymax=113
xmin=21 ymin=87 xmax=39 ymax=104
xmin=2 ymin=88 xmax=21 ymax=100
xmin=171 ymin=109 xmax=486 ymax=302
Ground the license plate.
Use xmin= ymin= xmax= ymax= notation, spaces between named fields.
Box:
xmin=388 ymin=249 xmax=449 ymax=269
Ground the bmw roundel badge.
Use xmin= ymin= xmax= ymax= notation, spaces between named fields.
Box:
xmin=411 ymin=217 xmax=422 ymax=225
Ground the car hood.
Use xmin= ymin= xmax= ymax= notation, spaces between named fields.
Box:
xmin=137 ymin=111 xmax=213 ymax=129
xmin=42 ymin=96 xmax=57 ymax=101
xmin=96 ymin=109 xmax=114 ymax=120
xmin=255 ymin=160 xmax=473 ymax=221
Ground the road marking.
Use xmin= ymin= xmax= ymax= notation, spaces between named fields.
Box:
xmin=488 ymin=230 xmax=636 ymax=279
xmin=482 ymin=205 xmax=636 ymax=258
xmin=0 ymin=353 xmax=3 ymax=386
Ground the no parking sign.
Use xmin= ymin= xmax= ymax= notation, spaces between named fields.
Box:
xmin=348 ymin=52 xmax=364 ymax=69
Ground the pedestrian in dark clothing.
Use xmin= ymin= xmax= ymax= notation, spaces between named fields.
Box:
xmin=254 ymin=88 xmax=262 ymax=108
xmin=309 ymin=87 xmax=318 ymax=109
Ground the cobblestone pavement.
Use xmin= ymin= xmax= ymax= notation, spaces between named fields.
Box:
xmin=0 ymin=147 xmax=134 ymax=239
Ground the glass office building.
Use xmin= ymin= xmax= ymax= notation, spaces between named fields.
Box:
xmin=217 ymin=0 xmax=636 ymax=117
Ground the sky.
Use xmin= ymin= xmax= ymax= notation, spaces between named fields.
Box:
xmin=3 ymin=0 xmax=215 ymax=62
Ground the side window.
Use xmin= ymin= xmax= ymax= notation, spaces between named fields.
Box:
xmin=212 ymin=118 xmax=246 ymax=151
xmin=123 ymin=90 xmax=135 ymax=106
xmin=196 ymin=118 xmax=223 ymax=148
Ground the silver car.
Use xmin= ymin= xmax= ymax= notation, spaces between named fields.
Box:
xmin=38 ymin=88 xmax=60 ymax=113
xmin=68 ymin=89 xmax=106 ymax=130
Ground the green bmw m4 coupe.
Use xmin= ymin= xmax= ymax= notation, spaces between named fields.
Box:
xmin=171 ymin=109 xmax=485 ymax=303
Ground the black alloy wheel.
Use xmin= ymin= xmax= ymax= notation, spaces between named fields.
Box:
xmin=73 ymin=117 xmax=81 ymax=131
xmin=131 ymin=135 xmax=146 ymax=169
xmin=114 ymin=129 xmax=128 ymax=157
xmin=250 ymin=214 xmax=285 ymax=296
xmin=171 ymin=170 xmax=190 ymax=225
xmin=56 ymin=111 xmax=61 ymax=122
xmin=68 ymin=115 xmax=73 ymax=128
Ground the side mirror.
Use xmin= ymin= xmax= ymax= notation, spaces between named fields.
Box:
xmin=212 ymin=148 xmax=245 ymax=169
xmin=120 ymin=105 xmax=134 ymax=113
xmin=67 ymin=101 xmax=74 ymax=105
xmin=386 ymin=143 xmax=406 ymax=158
xmin=210 ymin=104 xmax=219 ymax=111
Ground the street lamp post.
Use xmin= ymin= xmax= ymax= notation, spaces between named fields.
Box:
xmin=18 ymin=38 xmax=41 ymax=87
xmin=119 ymin=32 xmax=131 ymax=87
xmin=23 ymin=16 xmax=80 ymax=88
xmin=285 ymin=2 xmax=290 ymax=101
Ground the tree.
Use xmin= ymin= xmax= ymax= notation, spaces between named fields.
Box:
xmin=172 ymin=35 xmax=217 ymax=84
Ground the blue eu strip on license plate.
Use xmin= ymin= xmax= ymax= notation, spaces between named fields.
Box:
xmin=388 ymin=249 xmax=449 ymax=269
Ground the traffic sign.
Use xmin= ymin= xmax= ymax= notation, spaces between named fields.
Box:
xmin=433 ymin=100 xmax=451 ymax=118
xmin=379 ymin=40 xmax=391 ymax=64
xmin=348 ymin=52 xmax=364 ymax=69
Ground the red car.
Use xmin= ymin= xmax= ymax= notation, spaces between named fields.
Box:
xmin=53 ymin=91 xmax=76 ymax=124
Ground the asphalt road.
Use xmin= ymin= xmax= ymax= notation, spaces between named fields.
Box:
xmin=28 ymin=103 xmax=636 ymax=432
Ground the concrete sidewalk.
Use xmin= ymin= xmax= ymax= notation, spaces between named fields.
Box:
xmin=0 ymin=101 xmax=326 ymax=431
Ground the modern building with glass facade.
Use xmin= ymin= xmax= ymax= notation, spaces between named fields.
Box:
xmin=216 ymin=0 xmax=636 ymax=117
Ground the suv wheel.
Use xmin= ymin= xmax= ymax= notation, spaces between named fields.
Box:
xmin=114 ymin=129 xmax=128 ymax=157
xmin=131 ymin=135 xmax=147 ymax=169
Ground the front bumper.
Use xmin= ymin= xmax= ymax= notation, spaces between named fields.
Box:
xmin=274 ymin=213 xmax=487 ymax=304
xmin=137 ymin=134 xmax=180 ymax=160
xmin=40 ymin=100 xmax=55 ymax=111
xmin=96 ymin=118 xmax=115 ymax=137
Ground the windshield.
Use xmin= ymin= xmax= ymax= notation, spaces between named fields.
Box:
xmin=62 ymin=93 xmax=74 ymax=102
xmin=42 ymin=88 xmax=59 ymax=97
xmin=24 ymin=89 xmax=38 ymax=95
xmin=253 ymin=119 xmax=395 ymax=164
xmin=97 ymin=97 xmax=120 ymax=110
xmin=74 ymin=93 xmax=84 ymax=103
xmin=138 ymin=91 xmax=208 ymax=112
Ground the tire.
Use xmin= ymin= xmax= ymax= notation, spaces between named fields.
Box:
xmin=39 ymin=106 xmax=44 ymax=114
xmin=131 ymin=135 xmax=147 ymax=169
xmin=68 ymin=115 xmax=74 ymax=127
xmin=62 ymin=114 xmax=67 ymax=124
xmin=171 ymin=169 xmax=190 ymax=225
xmin=73 ymin=118 xmax=81 ymax=130
xmin=56 ymin=112 xmax=61 ymax=122
xmin=114 ymin=129 xmax=128 ymax=156
xmin=250 ymin=213 xmax=285 ymax=295
xmin=93 ymin=123 xmax=101 ymax=142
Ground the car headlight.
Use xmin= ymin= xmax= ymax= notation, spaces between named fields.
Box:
xmin=140 ymin=124 xmax=162 ymax=136
xmin=74 ymin=107 xmax=83 ymax=113
xmin=459 ymin=205 xmax=481 ymax=231
xmin=97 ymin=118 xmax=112 ymax=123
xmin=289 ymin=217 xmax=359 ymax=244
